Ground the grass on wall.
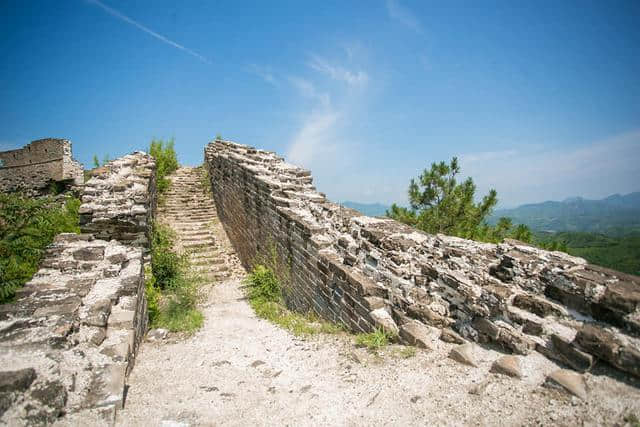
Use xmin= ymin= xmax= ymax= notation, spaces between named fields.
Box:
xmin=0 ymin=194 xmax=81 ymax=303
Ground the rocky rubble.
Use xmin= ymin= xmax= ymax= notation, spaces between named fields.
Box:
xmin=204 ymin=139 xmax=640 ymax=383
xmin=0 ymin=233 xmax=147 ymax=424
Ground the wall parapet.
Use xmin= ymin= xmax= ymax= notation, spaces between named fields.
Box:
xmin=205 ymin=139 xmax=640 ymax=379
xmin=0 ymin=138 xmax=84 ymax=194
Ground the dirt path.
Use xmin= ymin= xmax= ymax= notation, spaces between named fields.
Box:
xmin=116 ymin=168 xmax=640 ymax=426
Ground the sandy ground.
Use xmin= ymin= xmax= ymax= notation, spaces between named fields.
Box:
xmin=116 ymin=278 xmax=640 ymax=427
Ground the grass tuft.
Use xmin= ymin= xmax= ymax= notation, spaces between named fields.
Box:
xmin=355 ymin=328 xmax=394 ymax=351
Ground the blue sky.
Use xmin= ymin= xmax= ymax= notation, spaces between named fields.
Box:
xmin=1 ymin=0 xmax=639 ymax=207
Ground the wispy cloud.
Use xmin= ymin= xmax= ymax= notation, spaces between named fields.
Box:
xmin=287 ymin=111 xmax=341 ymax=167
xmin=386 ymin=0 xmax=423 ymax=34
xmin=246 ymin=64 xmax=278 ymax=86
xmin=307 ymin=54 xmax=368 ymax=86
xmin=288 ymin=77 xmax=330 ymax=107
xmin=86 ymin=0 xmax=211 ymax=64
xmin=460 ymin=130 xmax=640 ymax=207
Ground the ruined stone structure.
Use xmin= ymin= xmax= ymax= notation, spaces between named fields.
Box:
xmin=205 ymin=140 xmax=640 ymax=379
xmin=0 ymin=151 xmax=156 ymax=424
xmin=79 ymin=152 xmax=157 ymax=249
xmin=0 ymin=139 xmax=83 ymax=194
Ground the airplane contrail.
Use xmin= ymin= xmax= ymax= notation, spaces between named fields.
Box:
xmin=86 ymin=0 xmax=211 ymax=64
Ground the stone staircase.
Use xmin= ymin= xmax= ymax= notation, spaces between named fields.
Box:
xmin=157 ymin=167 xmax=243 ymax=282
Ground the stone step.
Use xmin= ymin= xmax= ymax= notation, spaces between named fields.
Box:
xmin=190 ymin=257 xmax=226 ymax=266
xmin=189 ymin=250 xmax=223 ymax=259
xmin=159 ymin=207 xmax=216 ymax=213
xmin=180 ymin=236 xmax=216 ymax=244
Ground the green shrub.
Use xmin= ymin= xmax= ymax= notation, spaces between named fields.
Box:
xmin=0 ymin=194 xmax=80 ymax=302
xmin=245 ymin=264 xmax=281 ymax=302
xmin=150 ymin=224 xmax=185 ymax=289
xmin=149 ymin=139 xmax=179 ymax=193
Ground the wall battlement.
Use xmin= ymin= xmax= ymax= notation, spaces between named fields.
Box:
xmin=205 ymin=139 xmax=640 ymax=379
xmin=0 ymin=138 xmax=84 ymax=193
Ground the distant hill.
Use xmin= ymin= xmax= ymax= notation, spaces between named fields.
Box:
xmin=490 ymin=192 xmax=640 ymax=236
xmin=341 ymin=201 xmax=390 ymax=217
xmin=535 ymin=231 xmax=640 ymax=276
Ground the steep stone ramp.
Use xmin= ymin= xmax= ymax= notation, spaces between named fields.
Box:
xmin=157 ymin=167 xmax=243 ymax=281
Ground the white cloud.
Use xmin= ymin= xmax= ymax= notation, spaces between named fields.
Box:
xmin=287 ymin=110 xmax=340 ymax=167
xmin=86 ymin=0 xmax=211 ymax=64
xmin=307 ymin=55 xmax=368 ymax=87
xmin=460 ymin=130 xmax=640 ymax=207
xmin=288 ymin=77 xmax=330 ymax=107
xmin=386 ymin=0 xmax=423 ymax=34
xmin=246 ymin=64 xmax=278 ymax=86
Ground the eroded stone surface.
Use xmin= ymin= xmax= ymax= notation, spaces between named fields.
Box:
xmin=0 ymin=234 xmax=147 ymax=424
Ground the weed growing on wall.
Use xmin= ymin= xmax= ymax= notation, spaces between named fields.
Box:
xmin=244 ymin=263 xmax=342 ymax=336
xmin=0 ymin=194 xmax=80 ymax=302
xmin=149 ymin=138 xmax=179 ymax=193
xmin=146 ymin=223 xmax=203 ymax=333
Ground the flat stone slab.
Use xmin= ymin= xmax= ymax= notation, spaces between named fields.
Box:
xmin=546 ymin=369 xmax=587 ymax=400
xmin=449 ymin=343 xmax=479 ymax=367
xmin=490 ymin=355 xmax=522 ymax=378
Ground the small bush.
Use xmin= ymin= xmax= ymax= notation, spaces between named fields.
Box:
xmin=150 ymin=224 xmax=185 ymax=289
xmin=0 ymin=194 xmax=80 ymax=302
xmin=245 ymin=264 xmax=281 ymax=302
xmin=355 ymin=328 xmax=393 ymax=351
xmin=149 ymin=139 xmax=179 ymax=193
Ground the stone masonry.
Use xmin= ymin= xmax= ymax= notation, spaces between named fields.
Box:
xmin=204 ymin=139 xmax=640 ymax=379
xmin=0 ymin=139 xmax=84 ymax=194
xmin=79 ymin=152 xmax=157 ymax=249
xmin=0 ymin=234 xmax=147 ymax=424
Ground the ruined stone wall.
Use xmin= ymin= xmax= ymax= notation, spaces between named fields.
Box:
xmin=0 ymin=150 xmax=157 ymax=424
xmin=205 ymin=140 xmax=640 ymax=379
xmin=0 ymin=234 xmax=147 ymax=423
xmin=0 ymin=138 xmax=84 ymax=193
xmin=79 ymin=152 xmax=157 ymax=249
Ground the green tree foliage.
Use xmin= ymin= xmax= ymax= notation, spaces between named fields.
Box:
xmin=149 ymin=138 xmax=179 ymax=193
xmin=0 ymin=194 xmax=80 ymax=302
xmin=387 ymin=157 xmax=533 ymax=243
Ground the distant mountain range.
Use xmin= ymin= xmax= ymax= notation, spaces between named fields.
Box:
xmin=490 ymin=192 xmax=640 ymax=236
xmin=344 ymin=191 xmax=640 ymax=236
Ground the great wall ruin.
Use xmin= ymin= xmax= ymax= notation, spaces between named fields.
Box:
xmin=1 ymin=138 xmax=640 ymax=425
